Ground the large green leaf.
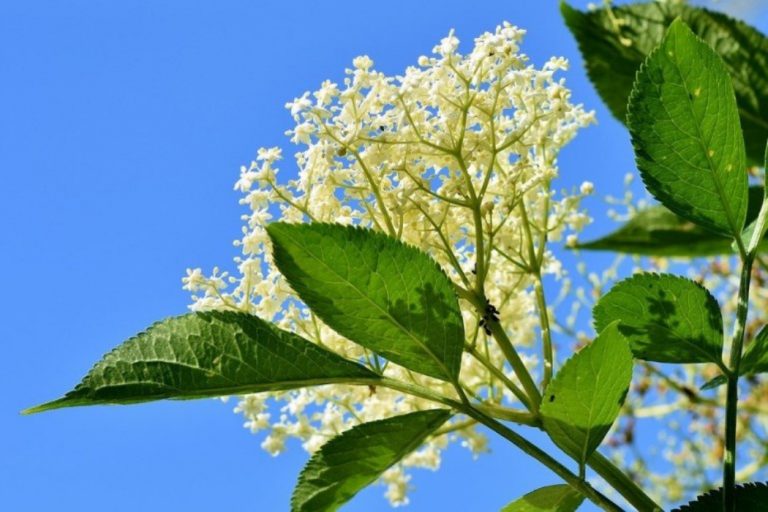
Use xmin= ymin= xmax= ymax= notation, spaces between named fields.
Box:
xmin=24 ymin=312 xmax=379 ymax=414
xmin=575 ymin=187 xmax=766 ymax=256
xmin=501 ymin=485 xmax=584 ymax=512
xmin=671 ymin=482 xmax=768 ymax=511
xmin=593 ymin=273 xmax=724 ymax=365
xmin=268 ymin=223 xmax=464 ymax=382
xmin=291 ymin=409 xmax=451 ymax=512
xmin=562 ymin=1 xmax=768 ymax=165
xmin=627 ymin=19 xmax=748 ymax=237
xmin=540 ymin=322 xmax=633 ymax=467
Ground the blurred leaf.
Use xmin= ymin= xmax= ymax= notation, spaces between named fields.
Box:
xmin=291 ymin=409 xmax=451 ymax=512
xmin=627 ymin=19 xmax=747 ymax=237
xmin=540 ymin=322 xmax=633 ymax=467
xmin=576 ymin=187 xmax=766 ymax=256
xmin=671 ymin=482 xmax=768 ymax=511
xmin=562 ymin=1 xmax=768 ymax=165
xmin=575 ymin=205 xmax=730 ymax=256
xmin=24 ymin=312 xmax=379 ymax=414
xmin=741 ymin=325 xmax=768 ymax=376
xmin=501 ymin=485 xmax=584 ymax=512
xmin=701 ymin=375 xmax=728 ymax=391
xmin=268 ymin=223 xmax=464 ymax=382
xmin=594 ymin=273 xmax=724 ymax=365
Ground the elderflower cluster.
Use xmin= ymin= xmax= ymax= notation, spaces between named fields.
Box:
xmin=183 ymin=23 xmax=594 ymax=506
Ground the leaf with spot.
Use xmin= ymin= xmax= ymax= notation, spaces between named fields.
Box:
xmin=267 ymin=222 xmax=464 ymax=382
xmin=593 ymin=273 xmax=724 ymax=365
xmin=24 ymin=312 xmax=379 ymax=414
xmin=561 ymin=1 xmax=768 ymax=165
xmin=291 ymin=409 xmax=451 ymax=512
xmin=671 ymin=482 xmax=768 ymax=511
xmin=501 ymin=485 xmax=584 ymax=512
xmin=627 ymin=19 xmax=748 ymax=237
xmin=574 ymin=187 xmax=766 ymax=256
xmin=540 ymin=322 xmax=634 ymax=467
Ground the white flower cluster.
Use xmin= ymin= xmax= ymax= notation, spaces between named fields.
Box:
xmin=183 ymin=23 xmax=594 ymax=506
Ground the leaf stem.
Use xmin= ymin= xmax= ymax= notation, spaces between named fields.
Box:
xmin=587 ymin=452 xmax=663 ymax=512
xmin=519 ymin=199 xmax=554 ymax=389
xmin=464 ymin=343 xmax=532 ymax=409
xmin=723 ymin=255 xmax=753 ymax=511
xmin=486 ymin=312 xmax=543 ymax=410
xmin=376 ymin=377 xmax=659 ymax=511
xmin=459 ymin=287 xmax=542 ymax=409
xmin=532 ymin=270 xmax=555 ymax=391
xmin=460 ymin=407 xmax=624 ymax=512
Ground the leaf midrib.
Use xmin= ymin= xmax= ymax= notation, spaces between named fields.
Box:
xmin=664 ymin=31 xmax=744 ymax=238
xmin=286 ymin=233 xmax=456 ymax=381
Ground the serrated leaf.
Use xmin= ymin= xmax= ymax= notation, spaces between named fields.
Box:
xmin=575 ymin=187 xmax=766 ymax=256
xmin=540 ymin=322 xmax=634 ymax=467
xmin=671 ymin=482 xmax=768 ymax=511
xmin=501 ymin=485 xmax=584 ymax=512
xmin=24 ymin=312 xmax=379 ymax=414
xmin=593 ymin=273 xmax=724 ymax=365
xmin=291 ymin=409 xmax=451 ymax=512
xmin=741 ymin=325 xmax=768 ymax=376
xmin=268 ymin=222 xmax=464 ymax=382
xmin=561 ymin=1 xmax=768 ymax=165
xmin=627 ymin=19 xmax=748 ymax=237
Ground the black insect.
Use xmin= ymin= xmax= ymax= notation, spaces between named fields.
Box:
xmin=478 ymin=299 xmax=500 ymax=336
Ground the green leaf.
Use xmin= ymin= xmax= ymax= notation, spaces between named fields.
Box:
xmin=501 ymin=485 xmax=584 ymax=512
xmin=24 ymin=312 xmax=379 ymax=414
xmin=561 ymin=1 xmax=768 ymax=165
xmin=671 ymin=482 xmax=768 ymax=511
xmin=627 ymin=19 xmax=748 ymax=237
xmin=701 ymin=374 xmax=728 ymax=391
xmin=575 ymin=187 xmax=766 ymax=256
xmin=267 ymin=222 xmax=464 ymax=382
xmin=574 ymin=205 xmax=732 ymax=256
xmin=540 ymin=322 xmax=633 ymax=467
xmin=291 ymin=409 xmax=451 ymax=512
xmin=593 ymin=273 xmax=724 ymax=365
xmin=741 ymin=325 xmax=768 ymax=376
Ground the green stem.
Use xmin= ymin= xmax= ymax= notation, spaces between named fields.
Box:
xmin=723 ymin=256 xmax=753 ymax=511
xmin=587 ymin=452 xmax=663 ymax=512
xmin=486 ymin=310 xmax=543 ymax=409
xmin=461 ymin=288 xmax=542 ymax=409
xmin=474 ymin=403 xmax=539 ymax=427
xmin=375 ymin=377 xmax=658 ymax=511
xmin=533 ymin=270 xmax=554 ymax=390
xmin=518 ymin=200 xmax=554 ymax=389
xmin=461 ymin=408 xmax=624 ymax=512
xmin=465 ymin=343 xmax=532 ymax=409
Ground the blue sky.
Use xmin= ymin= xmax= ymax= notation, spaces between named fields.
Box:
xmin=3 ymin=1 xmax=768 ymax=511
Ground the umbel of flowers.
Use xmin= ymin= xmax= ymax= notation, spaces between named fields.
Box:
xmin=182 ymin=22 xmax=595 ymax=505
